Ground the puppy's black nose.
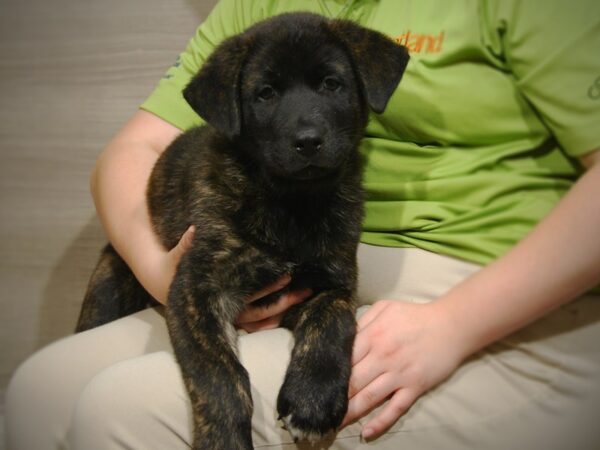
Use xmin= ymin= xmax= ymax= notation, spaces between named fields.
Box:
xmin=294 ymin=128 xmax=323 ymax=158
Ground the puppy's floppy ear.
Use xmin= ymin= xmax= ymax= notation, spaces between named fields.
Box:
xmin=330 ymin=20 xmax=409 ymax=114
xmin=183 ymin=36 xmax=248 ymax=138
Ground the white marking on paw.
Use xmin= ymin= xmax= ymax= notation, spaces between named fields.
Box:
xmin=279 ymin=414 xmax=323 ymax=443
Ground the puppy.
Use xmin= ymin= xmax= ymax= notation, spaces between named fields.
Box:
xmin=77 ymin=12 xmax=408 ymax=449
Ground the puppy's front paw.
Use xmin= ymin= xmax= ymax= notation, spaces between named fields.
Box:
xmin=276 ymin=368 xmax=348 ymax=443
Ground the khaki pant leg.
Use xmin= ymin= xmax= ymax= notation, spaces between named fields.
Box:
xmin=8 ymin=245 xmax=599 ymax=450
xmin=5 ymin=308 xmax=171 ymax=450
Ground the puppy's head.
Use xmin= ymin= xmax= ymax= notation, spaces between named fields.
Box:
xmin=184 ymin=13 xmax=409 ymax=188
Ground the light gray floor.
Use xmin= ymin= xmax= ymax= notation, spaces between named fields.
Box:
xmin=0 ymin=0 xmax=217 ymax=446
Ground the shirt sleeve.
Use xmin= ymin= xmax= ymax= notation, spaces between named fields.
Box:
xmin=481 ymin=0 xmax=600 ymax=157
xmin=139 ymin=0 xmax=262 ymax=131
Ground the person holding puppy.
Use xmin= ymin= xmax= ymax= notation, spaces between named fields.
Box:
xmin=6 ymin=0 xmax=600 ymax=449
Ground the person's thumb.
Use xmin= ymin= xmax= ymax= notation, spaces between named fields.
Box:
xmin=171 ymin=225 xmax=196 ymax=260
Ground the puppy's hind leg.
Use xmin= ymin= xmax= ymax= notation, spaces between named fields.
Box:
xmin=76 ymin=244 xmax=156 ymax=332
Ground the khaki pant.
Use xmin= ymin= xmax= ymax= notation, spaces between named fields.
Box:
xmin=6 ymin=245 xmax=600 ymax=449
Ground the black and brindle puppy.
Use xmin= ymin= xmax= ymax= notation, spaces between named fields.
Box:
xmin=77 ymin=12 xmax=408 ymax=449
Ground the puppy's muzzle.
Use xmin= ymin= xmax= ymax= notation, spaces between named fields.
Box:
xmin=294 ymin=127 xmax=323 ymax=158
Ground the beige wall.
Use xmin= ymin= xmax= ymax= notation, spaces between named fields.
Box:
xmin=0 ymin=0 xmax=218 ymax=440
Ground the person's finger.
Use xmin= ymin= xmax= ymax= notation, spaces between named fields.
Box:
xmin=171 ymin=225 xmax=196 ymax=258
xmin=342 ymin=372 xmax=396 ymax=427
xmin=245 ymin=274 xmax=292 ymax=304
xmin=236 ymin=288 xmax=311 ymax=325
xmin=360 ymin=388 xmax=417 ymax=440
xmin=351 ymin=303 xmax=388 ymax=366
xmin=350 ymin=329 xmax=371 ymax=367
xmin=238 ymin=313 xmax=284 ymax=333
xmin=356 ymin=300 xmax=388 ymax=332
xmin=347 ymin=352 xmax=384 ymax=399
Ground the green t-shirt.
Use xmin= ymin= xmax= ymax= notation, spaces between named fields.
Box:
xmin=141 ymin=0 xmax=600 ymax=266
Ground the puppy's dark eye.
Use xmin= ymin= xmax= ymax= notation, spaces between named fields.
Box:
xmin=257 ymin=85 xmax=276 ymax=101
xmin=322 ymin=76 xmax=342 ymax=92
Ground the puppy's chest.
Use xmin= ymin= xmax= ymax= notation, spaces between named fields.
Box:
xmin=235 ymin=198 xmax=353 ymax=263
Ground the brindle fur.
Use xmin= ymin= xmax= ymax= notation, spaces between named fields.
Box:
xmin=77 ymin=13 xmax=408 ymax=449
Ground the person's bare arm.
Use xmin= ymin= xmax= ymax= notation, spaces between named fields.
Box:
xmin=91 ymin=110 xmax=183 ymax=304
xmin=344 ymin=148 xmax=600 ymax=440
xmin=436 ymin=148 xmax=600 ymax=357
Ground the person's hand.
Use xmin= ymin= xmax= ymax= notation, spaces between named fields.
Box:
xmin=147 ymin=225 xmax=312 ymax=330
xmin=235 ymin=274 xmax=312 ymax=332
xmin=342 ymin=300 xmax=466 ymax=440
xmin=143 ymin=224 xmax=197 ymax=304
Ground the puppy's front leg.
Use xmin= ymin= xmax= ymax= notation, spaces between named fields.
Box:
xmin=277 ymin=290 xmax=356 ymax=442
xmin=166 ymin=255 xmax=253 ymax=450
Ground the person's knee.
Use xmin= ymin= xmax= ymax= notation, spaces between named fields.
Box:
xmin=6 ymin=353 xmax=41 ymax=441
xmin=6 ymin=352 xmax=41 ymax=416
xmin=6 ymin=343 xmax=74 ymax=449
xmin=67 ymin=352 xmax=192 ymax=450
xmin=67 ymin=368 xmax=127 ymax=447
